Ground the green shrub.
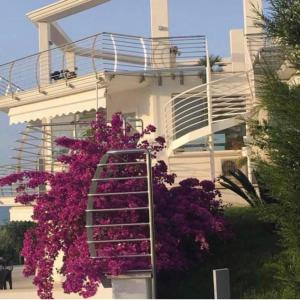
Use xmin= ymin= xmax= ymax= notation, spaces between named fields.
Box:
xmin=157 ymin=207 xmax=280 ymax=299
xmin=0 ymin=221 xmax=35 ymax=265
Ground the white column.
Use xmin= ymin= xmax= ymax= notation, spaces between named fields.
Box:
xmin=38 ymin=22 xmax=51 ymax=86
xmin=206 ymin=42 xmax=216 ymax=181
xmin=150 ymin=0 xmax=169 ymax=38
xmin=150 ymin=0 xmax=170 ymax=69
xmin=243 ymin=0 xmax=263 ymax=183
xmin=230 ymin=29 xmax=246 ymax=72
xmin=243 ymin=0 xmax=263 ymax=36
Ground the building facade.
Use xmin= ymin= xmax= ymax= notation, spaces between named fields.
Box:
xmin=0 ymin=0 xmax=288 ymax=221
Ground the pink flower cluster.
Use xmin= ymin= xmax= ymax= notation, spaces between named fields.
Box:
xmin=0 ymin=112 xmax=228 ymax=298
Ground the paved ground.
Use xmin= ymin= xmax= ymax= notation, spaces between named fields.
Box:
xmin=0 ymin=266 xmax=112 ymax=299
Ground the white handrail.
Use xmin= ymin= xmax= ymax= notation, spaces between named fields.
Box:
xmin=164 ymin=71 xmax=254 ymax=155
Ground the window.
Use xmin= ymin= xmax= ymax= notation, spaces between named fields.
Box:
xmin=176 ymin=124 xmax=246 ymax=153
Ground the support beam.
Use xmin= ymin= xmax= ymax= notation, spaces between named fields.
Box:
xmin=50 ymin=23 xmax=75 ymax=72
xmin=50 ymin=22 xmax=72 ymax=46
xmin=27 ymin=0 xmax=112 ymax=23
xmin=38 ymin=22 xmax=51 ymax=86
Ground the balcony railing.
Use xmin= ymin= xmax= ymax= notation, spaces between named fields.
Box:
xmin=0 ymin=120 xmax=90 ymax=198
xmin=0 ymin=33 xmax=207 ymax=99
xmin=0 ymin=116 xmax=144 ymax=198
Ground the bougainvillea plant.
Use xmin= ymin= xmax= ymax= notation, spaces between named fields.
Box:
xmin=0 ymin=112 xmax=228 ymax=298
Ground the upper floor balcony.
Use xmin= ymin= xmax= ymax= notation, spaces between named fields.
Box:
xmin=0 ymin=33 xmax=208 ymax=111
xmin=246 ymin=32 xmax=296 ymax=80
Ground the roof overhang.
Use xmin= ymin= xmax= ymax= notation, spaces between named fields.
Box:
xmin=8 ymin=88 xmax=106 ymax=124
xmin=27 ymin=0 xmax=112 ymax=23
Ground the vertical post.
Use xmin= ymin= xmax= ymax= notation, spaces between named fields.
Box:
xmin=38 ymin=22 xmax=51 ymax=86
xmin=243 ymin=0 xmax=263 ymax=36
xmin=245 ymin=139 xmax=253 ymax=183
xmin=213 ymin=268 xmax=231 ymax=299
xmin=243 ymin=0 xmax=263 ymax=70
xmin=65 ymin=51 xmax=76 ymax=72
xmin=150 ymin=0 xmax=170 ymax=70
xmin=73 ymin=113 xmax=79 ymax=138
xmin=150 ymin=0 xmax=169 ymax=39
xmin=230 ymin=29 xmax=246 ymax=72
xmin=206 ymin=40 xmax=216 ymax=180
xmin=42 ymin=117 xmax=53 ymax=173
xmin=243 ymin=0 xmax=263 ymax=182
xmin=146 ymin=151 xmax=156 ymax=299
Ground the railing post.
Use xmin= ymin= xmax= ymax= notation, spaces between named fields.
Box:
xmin=206 ymin=39 xmax=216 ymax=180
xmin=140 ymin=38 xmax=148 ymax=72
xmin=146 ymin=150 xmax=156 ymax=299
xmin=8 ymin=62 xmax=15 ymax=98
xmin=41 ymin=118 xmax=53 ymax=173
xmin=110 ymin=34 xmax=118 ymax=73
xmin=92 ymin=34 xmax=100 ymax=77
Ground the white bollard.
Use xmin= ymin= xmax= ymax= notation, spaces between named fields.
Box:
xmin=110 ymin=272 xmax=152 ymax=299
xmin=213 ymin=268 xmax=231 ymax=299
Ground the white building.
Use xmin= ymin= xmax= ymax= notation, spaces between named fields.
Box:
xmin=0 ymin=0 xmax=292 ymax=221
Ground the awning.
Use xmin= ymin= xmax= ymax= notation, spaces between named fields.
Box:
xmin=8 ymin=89 xmax=106 ymax=124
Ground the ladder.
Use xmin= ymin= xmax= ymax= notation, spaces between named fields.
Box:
xmin=86 ymin=149 xmax=156 ymax=298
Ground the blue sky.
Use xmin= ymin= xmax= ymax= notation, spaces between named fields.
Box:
xmin=0 ymin=0 xmax=244 ymax=164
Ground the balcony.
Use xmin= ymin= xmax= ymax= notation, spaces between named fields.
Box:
xmin=0 ymin=33 xmax=207 ymax=111
xmin=0 ymin=115 xmax=144 ymax=200
xmin=246 ymin=33 xmax=297 ymax=76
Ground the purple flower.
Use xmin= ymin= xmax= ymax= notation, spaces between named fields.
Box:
xmin=3 ymin=112 xmax=227 ymax=298
xmin=179 ymin=178 xmax=200 ymax=188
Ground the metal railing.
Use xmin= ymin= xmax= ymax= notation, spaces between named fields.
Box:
xmin=86 ymin=149 xmax=156 ymax=297
xmin=0 ymin=120 xmax=91 ymax=198
xmin=164 ymin=72 xmax=253 ymax=148
xmin=0 ymin=33 xmax=207 ymax=99
xmin=0 ymin=116 xmax=145 ymax=198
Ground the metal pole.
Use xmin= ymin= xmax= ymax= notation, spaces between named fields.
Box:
xmin=146 ymin=151 xmax=156 ymax=299
xmin=206 ymin=39 xmax=216 ymax=180
xmin=245 ymin=71 xmax=255 ymax=183
xmin=213 ymin=268 xmax=231 ymax=299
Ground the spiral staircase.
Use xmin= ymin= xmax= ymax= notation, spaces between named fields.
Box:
xmin=164 ymin=70 xmax=254 ymax=183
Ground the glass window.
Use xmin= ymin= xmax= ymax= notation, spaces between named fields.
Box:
xmin=176 ymin=124 xmax=246 ymax=152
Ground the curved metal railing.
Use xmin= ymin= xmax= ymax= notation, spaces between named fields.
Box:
xmin=0 ymin=120 xmax=91 ymax=199
xmin=164 ymin=72 xmax=253 ymax=150
xmin=86 ymin=149 xmax=156 ymax=296
xmin=0 ymin=116 xmax=145 ymax=198
xmin=0 ymin=33 xmax=207 ymax=100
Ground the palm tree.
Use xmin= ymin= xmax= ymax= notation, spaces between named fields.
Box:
xmin=199 ymin=55 xmax=222 ymax=69
xmin=218 ymin=169 xmax=277 ymax=207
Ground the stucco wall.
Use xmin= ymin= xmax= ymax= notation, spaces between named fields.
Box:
xmin=10 ymin=206 xmax=33 ymax=221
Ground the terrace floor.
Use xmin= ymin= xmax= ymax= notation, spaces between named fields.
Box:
xmin=0 ymin=265 xmax=112 ymax=299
